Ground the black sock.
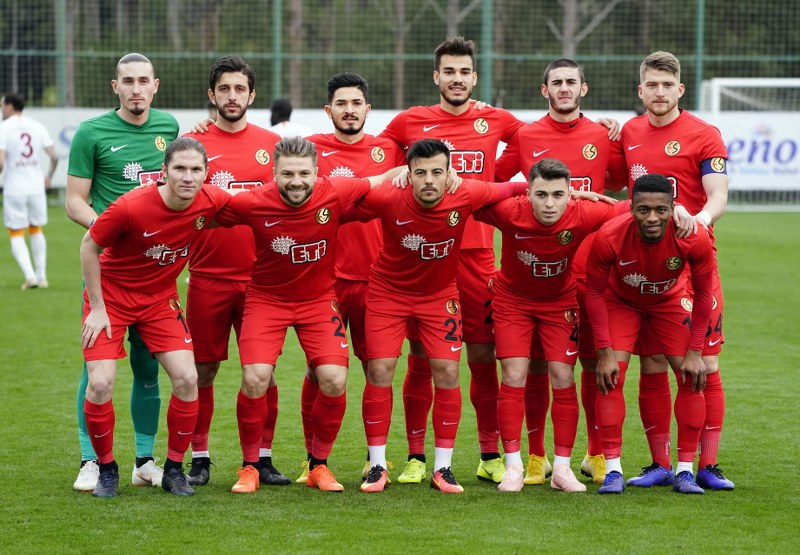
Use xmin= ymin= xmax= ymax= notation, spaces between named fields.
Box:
xmin=99 ymin=460 xmax=118 ymax=473
xmin=135 ymin=456 xmax=154 ymax=469
xmin=480 ymin=452 xmax=501 ymax=461
xmin=164 ymin=458 xmax=183 ymax=472
xmin=243 ymin=460 xmax=260 ymax=470
xmin=408 ymin=454 xmax=426 ymax=463
xmin=259 ymin=456 xmax=273 ymax=468
xmin=309 ymin=456 xmax=327 ymax=470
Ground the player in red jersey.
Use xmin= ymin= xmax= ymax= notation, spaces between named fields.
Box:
xmin=295 ymin=72 xmax=408 ymax=483
xmin=379 ymin=36 xmax=525 ymax=484
xmin=80 ymin=137 xmax=231 ymax=498
xmin=494 ymin=58 xmax=627 ymax=486
xmin=586 ymin=174 xmax=714 ymax=495
xmin=213 ymin=136 xmax=401 ymax=493
xmin=354 ymin=139 xmax=527 ymax=494
xmin=182 ymin=56 xmax=289 ymax=488
xmin=621 ymin=51 xmax=733 ymax=490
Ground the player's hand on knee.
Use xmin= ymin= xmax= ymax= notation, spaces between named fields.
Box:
xmin=680 ymin=349 xmax=706 ymax=392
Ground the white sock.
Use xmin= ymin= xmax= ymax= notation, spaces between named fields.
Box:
xmin=259 ymin=448 xmax=272 ymax=458
xmin=10 ymin=235 xmax=36 ymax=281
xmin=606 ymin=457 xmax=623 ymax=475
xmin=553 ymin=455 xmax=571 ymax=467
xmin=368 ymin=445 xmax=386 ymax=469
xmin=434 ymin=447 xmax=453 ymax=471
xmin=29 ymin=231 xmax=46 ymax=281
xmin=505 ymin=451 xmax=523 ymax=467
xmin=676 ymin=461 xmax=694 ymax=475
xmin=192 ymin=450 xmax=210 ymax=459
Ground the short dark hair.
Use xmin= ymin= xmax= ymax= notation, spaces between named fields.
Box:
xmin=327 ymin=72 xmax=369 ymax=103
xmin=434 ymin=36 xmax=476 ymax=71
xmin=271 ymin=98 xmax=292 ymax=126
xmin=115 ymin=53 xmax=153 ymax=79
xmin=542 ymin=58 xmax=585 ymax=85
xmin=164 ymin=137 xmax=207 ymax=167
xmin=274 ymin=135 xmax=317 ymax=167
xmin=632 ymin=173 xmax=673 ymax=199
xmin=528 ymin=158 xmax=571 ymax=184
xmin=407 ymin=139 xmax=451 ymax=167
xmin=209 ymin=55 xmax=255 ymax=92
xmin=2 ymin=92 xmax=25 ymax=112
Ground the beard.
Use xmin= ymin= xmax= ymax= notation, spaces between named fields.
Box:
xmin=217 ymin=103 xmax=247 ymax=123
xmin=129 ymin=105 xmax=146 ymax=116
xmin=549 ymin=95 xmax=581 ymax=115
xmin=334 ymin=118 xmax=364 ymax=136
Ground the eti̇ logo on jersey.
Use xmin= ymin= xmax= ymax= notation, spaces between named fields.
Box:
xmin=446 ymin=299 xmax=460 ymax=315
xmin=255 ymin=149 xmax=270 ymax=165
xmin=665 ymin=140 xmax=681 ymax=156
xmin=681 ymin=297 xmax=693 ymax=312
xmin=447 ymin=210 xmax=461 ymax=227
xmin=564 ymin=308 xmax=577 ymax=324
xmin=316 ymin=208 xmax=331 ymax=224
xmin=194 ymin=216 xmax=207 ymax=230
xmin=710 ymin=157 xmax=726 ymax=173
xmin=155 ymin=136 xmax=167 ymax=151
xmin=557 ymin=230 xmax=573 ymax=245
xmin=473 ymin=118 xmax=489 ymax=134
xmin=665 ymin=256 xmax=682 ymax=270
xmin=582 ymin=144 xmax=598 ymax=160
xmin=371 ymin=147 xmax=385 ymax=163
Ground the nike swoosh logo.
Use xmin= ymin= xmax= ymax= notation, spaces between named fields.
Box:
xmin=143 ymin=230 xmax=161 ymax=237
xmin=264 ymin=220 xmax=282 ymax=227
xmin=184 ymin=337 xmax=192 ymax=344
xmin=396 ymin=219 xmax=414 ymax=226
xmin=515 ymin=233 xmax=533 ymax=240
xmin=423 ymin=124 xmax=440 ymax=132
xmin=644 ymin=425 xmax=656 ymax=433
xmin=704 ymin=425 xmax=721 ymax=430
xmin=619 ymin=260 xmax=637 ymax=266
xmin=143 ymin=382 xmax=158 ymax=389
xmin=443 ymin=421 xmax=458 ymax=426
xmin=412 ymin=429 xmax=426 ymax=434
xmin=450 ymin=345 xmax=462 ymax=352
xmin=533 ymin=149 xmax=550 ymax=157
xmin=94 ymin=431 xmax=110 ymax=438
xmin=527 ymin=428 xmax=538 ymax=434
xmin=627 ymin=144 xmax=642 ymax=151
xmin=321 ymin=150 xmax=339 ymax=157
xmin=366 ymin=420 xmax=382 ymax=425
xmin=708 ymin=338 xmax=722 ymax=346
xmin=177 ymin=431 xmax=192 ymax=436
xmin=340 ymin=342 xmax=348 ymax=348
xmin=110 ymin=145 xmax=127 ymax=152
xmin=566 ymin=349 xmax=578 ymax=356
xmin=208 ymin=154 xmax=224 ymax=162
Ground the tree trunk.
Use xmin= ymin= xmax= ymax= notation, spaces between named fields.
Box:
xmin=561 ymin=0 xmax=578 ymax=58
xmin=392 ymin=0 xmax=406 ymax=109
xmin=167 ymin=1 xmax=183 ymax=51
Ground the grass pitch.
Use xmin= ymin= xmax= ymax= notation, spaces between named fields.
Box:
xmin=0 ymin=209 xmax=797 ymax=554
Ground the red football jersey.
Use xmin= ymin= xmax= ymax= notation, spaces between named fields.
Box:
xmin=90 ymin=184 xmax=231 ymax=294
xmin=494 ymin=114 xmax=627 ymax=192
xmin=474 ymin=198 xmax=616 ymax=302
xmin=214 ymin=176 xmax=371 ymax=301
xmin=379 ymin=104 xmax=524 ymax=249
xmin=308 ymin=132 xmax=405 ymax=281
xmin=185 ymin=124 xmax=281 ymax=281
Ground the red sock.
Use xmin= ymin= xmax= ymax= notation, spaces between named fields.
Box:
xmin=432 ymin=386 xmax=461 ymax=449
xmin=580 ymin=370 xmax=602 ymax=456
xmin=525 ymin=372 xmax=550 ymax=456
xmin=551 ymin=384 xmax=579 ymax=458
xmin=468 ymin=361 xmax=500 ymax=454
xmin=237 ymin=391 xmax=267 ymax=463
xmin=191 ymin=385 xmax=214 ymax=453
xmin=167 ymin=394 xmax=198 ymax=463
xmin=497 ymin=382 xmax=525 ymax=454
xmin=699 ymin=371 xmax=724 ymax=467
xmin=595 ymin=362 xmax=628 ymax=459
xmin=311 ymin=390 xmax=346 ymax=460
xmin=402 ymin=354 xmax=433 ymax=454
xmin=673 ymin=370 xmax=706 ymax=463
xmin=639 ymin=372 xmax=672 ymax=469
xmin=363 ymin=382 xmax=392 ymax=446
xmin=261 ymin=384 xmax=279 ymax=450
xmin=300 ymin=376 xmax=319 ymax=454
xmin=84 ymin=399 xmax=115 ymax=464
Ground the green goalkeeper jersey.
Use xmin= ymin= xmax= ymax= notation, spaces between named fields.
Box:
xmin=67 ymin=108 xmax=179 ymax=214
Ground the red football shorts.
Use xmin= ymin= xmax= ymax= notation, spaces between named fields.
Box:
xmin=455 ymin=248 xmax=496 ymax=344
xmin=365 ymin=285 xmax=463 ymax=361
xmin=334 ymin=278 xmax=369 ymax=363
xmin=605 ymin=290 xmax=693 ymax=357
xmin=186 ymin=275 xmax=247 ymax=363
xmin=82 ymin=283 xmax=192 ymax=361
xmin=575 ymin=278 xmax=597 ymax=359
xmin=237 ymin=287 xmax=349 ymax=368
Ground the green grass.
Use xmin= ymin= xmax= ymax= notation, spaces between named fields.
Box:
xmin=0 ymin=209 xmax=798 ymax=553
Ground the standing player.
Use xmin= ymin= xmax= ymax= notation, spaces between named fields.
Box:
xmin=621 ymin=51 xmax=733 ymax=490
xmin=0 ymin=93 xmax=58 ymax=289
xmin=297 ymin=72 xmax=406 ymax=482
xmin=355 ymin=139 xmax=527 ymax=494
xmin=585 ymin=174 xmax=714 ymax=494
xmin=494 ymin=58 xmax=626 ymax=486
xmin=380 ymin=36 xmax=525 ymax=484
xmin=80 ymin=137 xmax=231 ymax=497
xmin=183 ymin=56 xmax=288 ymax=487
xmin=66 ymin=53 xmax=179 ymax=491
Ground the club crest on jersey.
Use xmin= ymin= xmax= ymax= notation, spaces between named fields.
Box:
xmin=446 ymin=299 xmax=459 ymax=315
xmin=474 ymin=118 xmax=489 ymax=134
xmin=681 ymin=297 xmax=693 ymax=312
xmin=557 ymin=230 xmax=573 ymax=245
xmin=564 ymin=309 xmax=577 ymax=324
xmin=371 ymin=147 xmax=385 ymax=163
xmin=330 ymin=299 xmax=340 ymax=313
xmin=194 ymin=216 xmax=207 ymax=230
xmin=710 ymin=157 xmax=726 ymax=172
xmin=316 ymin=208 xmax=331 ymax=224
xmin=666 ymin=256 xmax=682 ymax=270
xmin=155 ymin=136 xmax=167 ymax=151
xmin=582 ymin=144 xmax=598 ymax=160
xmin=255 ymin=149 xmax=270 ymax=165
xmin=665 ymin=140 xmax=680 ymax=156
xmin=447 ymin=210 xmax=461 ymax=227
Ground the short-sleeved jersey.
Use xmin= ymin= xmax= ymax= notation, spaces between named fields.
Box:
xmin=494 ymin=114 xmax=627 ymax=192
xmin=380 ymin=104 xmax=524 ymax=250
xmin=348 ymin=179 xmax=516 ymax=296
xmin=622 ymin=110 xmax=727 ymax=217
xmin=214 ymin=176 xmax=371 ymax=301
xmin=0 ymin=115 xmax=54 ymax=195
xmin=185 ymin=123 xmax=281 ymax=281
xmin=68 ymin=109 xmax=179 ymax=214
xmin=475 ymin=198 xmax=615 ymax=302
xmin=90 ymin=184 xmax=231 ymax=295
xmin=307 ymin=132 xmax=405 ymax=281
